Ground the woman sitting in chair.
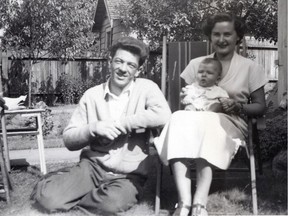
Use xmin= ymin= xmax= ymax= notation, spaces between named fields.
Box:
xmin=155 ymin=13 xmax=266 ymax=216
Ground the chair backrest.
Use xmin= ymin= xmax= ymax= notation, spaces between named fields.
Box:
xmin=167 ymin=41 xmax=210 ymax=112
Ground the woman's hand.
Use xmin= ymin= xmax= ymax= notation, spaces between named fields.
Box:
xmin=219 ymin=98 xmax=240 ymax=114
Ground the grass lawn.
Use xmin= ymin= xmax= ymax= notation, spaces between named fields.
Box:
xmin=1 ymin=104 xmax=287 ymax=215
xmin=0 ymin=159 xmax=287 ymax=216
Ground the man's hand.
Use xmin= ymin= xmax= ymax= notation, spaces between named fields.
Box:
xmin=93 ymin=120 xmax=127 ymax=141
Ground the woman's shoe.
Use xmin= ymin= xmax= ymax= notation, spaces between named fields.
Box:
xmin=191 ymin=204 xmax=208 ymax=216
xmin=172 ymin=202 xmax=191 ymax=216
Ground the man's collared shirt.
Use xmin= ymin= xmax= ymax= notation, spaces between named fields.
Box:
xmin=104 ymin=80 xmax=134 ymax=120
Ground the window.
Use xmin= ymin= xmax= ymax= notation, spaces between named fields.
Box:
xmin=106 ymin=29 xmax=112 ymax=48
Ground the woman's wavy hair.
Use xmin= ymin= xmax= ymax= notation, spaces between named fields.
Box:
xmin=202 ymin=13 xmax=246 ymax=45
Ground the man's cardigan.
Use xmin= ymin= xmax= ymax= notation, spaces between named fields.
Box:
xmin=63 ymin=78 xmax=171 ymax=176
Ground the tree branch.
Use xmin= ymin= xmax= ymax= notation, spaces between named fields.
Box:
xmin=243 ymin=0 xmax=258 ymax=21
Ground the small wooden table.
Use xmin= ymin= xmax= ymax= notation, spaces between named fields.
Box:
xmin=1 ymin=109 xmax=47 ymax=174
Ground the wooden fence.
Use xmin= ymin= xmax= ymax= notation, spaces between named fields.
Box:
xmin=0 ymin=40 xmax=279 ymax=99
xmin=245 ymin=37 xmax=278 ymax=81
xmin=1 ymin=57 xmax=108 ymax=96
xmin=0 ymin=53 xmax=161 ymax=98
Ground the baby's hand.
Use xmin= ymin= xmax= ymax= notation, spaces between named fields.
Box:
xmin=184 ymin=104 xmax=196 ymax=111
xmin=180 ymin=87 xmax=190 ymax=105
xmin=219 ymin=98 xmax=237 ymax=114
xmin=182 ymin=96 xmax=192 ymax=105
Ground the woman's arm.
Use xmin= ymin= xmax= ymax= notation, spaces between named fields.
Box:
xmin=242 ymin=86 xmax=266 ymax=117
xmin=220 ymin=86 xmax=266 ymax=117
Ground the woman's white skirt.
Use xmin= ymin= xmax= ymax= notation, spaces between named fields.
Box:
xmin=154 ymin=111 xmax=246 ymax=170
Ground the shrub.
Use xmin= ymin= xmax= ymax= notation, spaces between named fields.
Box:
xmin=55 ymin=111 xmax=72 ymax=136
xmin=24 ymin=101 xmax=54 ymax=136
xmin=36 ymin=74 xmax=56 ymax=106
xmin=40 ymin=109 xmax=54 ymax=136
xmin=255 ymin=83 xmax=287 ymax=162
xmin=258 ymin=108 xmax=287 ymax=162
xmin=55 ymin=73 xmax=96 ymax=104
xmin=55 ymin=73 xmax=75 ymax=104
xmin=8 ymin=60 xmax=29 ymax=96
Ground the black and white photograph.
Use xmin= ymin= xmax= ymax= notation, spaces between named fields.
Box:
xmin=0 ymin=0 xmax=286 ymax=215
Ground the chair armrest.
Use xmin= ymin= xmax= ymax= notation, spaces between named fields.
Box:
xmin=0 ymin=97 xmax=8 ymax=113
xmin=249 ymin=116 xmax=266 ymax=130
xmin=256 ymin=116 xmax=266 ymax=130
xmin=247 ymin=98 xmax=266 ymax=130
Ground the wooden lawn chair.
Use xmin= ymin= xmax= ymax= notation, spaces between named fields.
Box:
xmin=153 ymin=40 xmax=266 ymax=215
xmin=0 ymin=99 xmax=12 ymax=204
xmin=0 ymin=108 xmax=47 ymax=174
xmin=153 ymin=116 xmax=265 ymax=216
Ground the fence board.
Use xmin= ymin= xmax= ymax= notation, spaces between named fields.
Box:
xmin=247 ymin=48 xmax=278 ymax=80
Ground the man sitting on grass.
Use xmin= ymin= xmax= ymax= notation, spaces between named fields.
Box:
xmin=30 ymin=36 xmax=171 ymax=215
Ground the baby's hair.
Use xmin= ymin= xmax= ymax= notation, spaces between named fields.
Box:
xmin=200 ymin=58 xmax=222 ymax=75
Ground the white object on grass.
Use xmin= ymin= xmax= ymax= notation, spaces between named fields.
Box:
xmin=3 ymin=95 xmax=27 ymax=110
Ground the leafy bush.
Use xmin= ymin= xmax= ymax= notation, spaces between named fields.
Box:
xmin=24 ymin=102 xmax=54 ymax=136
xmin=55 ymin=73 xmax=96 ymax=104
xmin=258 ymin=108 xmax=287 ymax=162
xmin=254 ymin=83 xmax=287 ymax=162
xmin=55 ymin=73 xmax=75 ymax=104
xmin=38 ymin=74 xmax=55 ymax=94
xmin=40 ymin=109 xmax=54 ymax=136
xmin=55 ymin=111 xmax=72 ymax=136
xmin=55 ymin=68 xmax=107 ymax=104
xmin=8 ymin=60 xmax=29 ymax=96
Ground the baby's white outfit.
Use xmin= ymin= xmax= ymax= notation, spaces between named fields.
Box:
xmin=183 ymin=82 xmax=229 ymax=111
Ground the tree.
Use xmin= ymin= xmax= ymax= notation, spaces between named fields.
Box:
xmin=120 ymin=0 xmax=277 ymax=49
xmin=119 ymin=0 xmax=204 ymax=49
xmin=1 ymin=0 xmax=97 ymax=106
xmin=201 ymin=0 xmax=277 ymax=43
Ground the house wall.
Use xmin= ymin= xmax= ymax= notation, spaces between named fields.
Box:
xmin=100 ymin=14 xmax=111 ymax=51
xmin=99 ymin=18 xmax=127 ymax=51
xmin=112 ymin=19 xmax=128 ymax=42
